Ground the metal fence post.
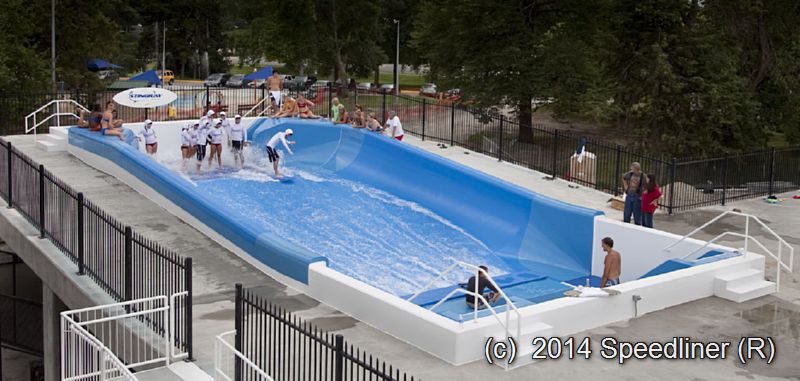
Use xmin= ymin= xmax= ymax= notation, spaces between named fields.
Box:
xmin=498 ymin=116 xmax=504 ymax=162
xmin=327 ymin=82 xmax=333 ymax=118
xmin=668 ymin=158 xmax=676 ymax=215
xmin=38 ymin=164 xmax=45 ymax=238
xmin=124 ymin=226 xmax=132 ymax=301
xmin=450 ymin=103 xmax=455 ymax=146
xmin=77 ymin=193 xmax=85 ymax=275
xmin=234 ymin=283 xmax=243 ymax=381
xmin=205 ymin=85 xmax=210 ymax=112
xmin=381 ymin=90 xmax=387 ymax=124
xmin=184 ymin=257 xmax=193 ymax=361
xmin=613 ymin=145 xmax=622 ymax=196
xmin=768 ymin=147 xmax=775 ymax=196
xmin=551 ymin=130 xmax=560 ymax=178
xmin=722 ymin=156 xmax=729 ymax=206
xmin=334 ymin=334 xmax=345 ymax=381
xmin=7 ymin=142 xmax=12 ymax=208
xmin=421 ymin=99 xmax=427 ymax=141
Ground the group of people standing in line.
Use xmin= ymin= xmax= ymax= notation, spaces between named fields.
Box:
xmin=622 ymin=162 xmax=662 ymax=228
xmin=180 ymin=110 xmax=249 ymax=171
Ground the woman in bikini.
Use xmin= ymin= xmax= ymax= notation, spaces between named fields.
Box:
xmin=100 ymin=102 xmax=125 ymax=140
xmin=296 ymin=95 xmax=320 ymax=119
xmin=272 ymin=97 xmax=299 ymax=118
xmin=350 ymin=104 xmax=366 ymax=128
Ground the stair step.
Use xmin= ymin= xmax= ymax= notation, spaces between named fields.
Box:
xmin=716 ymin=280 xmax=775 ymax=303
xmin=49 ymin=126 xmax=70 ymax=138
xmin=35 ymin=140 xmax=66 ymax=152
xmin=491 ymin=322 xmax=553 ymax=370
xmin=715 ymin=268 xmax=763 ymax=284
xmin=44 ymin=134 xmax=66 ymax=142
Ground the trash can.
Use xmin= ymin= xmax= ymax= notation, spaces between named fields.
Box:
xmin=569 ymin=151 xmax=597 ymax=185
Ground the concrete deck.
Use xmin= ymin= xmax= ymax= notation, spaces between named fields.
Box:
xmin=5 ymin=133 xmax=799 ymax=380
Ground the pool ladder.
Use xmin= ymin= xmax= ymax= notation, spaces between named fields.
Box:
xmin=407 ymin=261 xmax=522 ymax=341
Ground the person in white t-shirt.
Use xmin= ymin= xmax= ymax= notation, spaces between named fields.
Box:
xmin=180 ymin=123 xmax=193 ymax=162
xmin=265 ymin=129 xmax=295 ymax=177
xmin=387 ymin=111 xmax=404 ymax=141
xmin=219 ymin=111 xmax=232 ymax=146
xmin=136 ymin=119 xmax=158 ymax=156
xmin=207 ymin=119 xmax=226 ymax=169
xmin=229 ymin=114 xmax=247 ymax=167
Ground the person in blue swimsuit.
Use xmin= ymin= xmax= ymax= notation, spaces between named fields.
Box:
xmin=100 ymin=101 xmax=125 ymax=141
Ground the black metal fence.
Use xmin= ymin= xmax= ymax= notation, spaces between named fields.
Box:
xmin=2 ymin=85 xmax=799 ymax=213
xmin=0 ymin=138 xmax=193 ymax=358
xmin=235 ymin=284 xmax=419 ymax=381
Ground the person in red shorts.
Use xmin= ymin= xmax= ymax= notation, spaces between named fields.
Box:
xmin=641 ymin=177 xmax=662 ymax=228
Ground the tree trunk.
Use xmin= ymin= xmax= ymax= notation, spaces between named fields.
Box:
xmin=518 ymin=98 xmax=534 ymax=143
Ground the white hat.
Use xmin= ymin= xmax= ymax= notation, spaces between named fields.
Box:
xmin=193 ymin=120 xmax=200 ymax=126
xmin=220 ymin=111 xmax=226 ymax=116
xmin=144 ymin=119 xmax=152 ymax=125
xmin=234 ymin=114 xmax=241 ymax=119
xmin=285 ymin=128 xmax=294 ymax=135
xmin=207 ymin=110 xmax=215 ymax=116
xmin=214 ymin=118 xmax=222 ymax=125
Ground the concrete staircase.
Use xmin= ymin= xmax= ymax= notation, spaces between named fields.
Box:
xmin=714 ymin=268 xmax=776 ymax=303
xmin=35 ymin=126 xmax=70 ymax=152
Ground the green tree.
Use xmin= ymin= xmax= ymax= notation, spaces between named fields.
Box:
xmin=0 ymin=0 xmax=50 ymax=93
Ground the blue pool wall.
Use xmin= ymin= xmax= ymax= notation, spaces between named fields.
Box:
xmin=248 ymin=119 xmax=604 ymax=278
xmin=68 ymin=125 xmax=327 ymax=283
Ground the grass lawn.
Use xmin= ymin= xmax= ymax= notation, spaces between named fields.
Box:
xmin=356 ymin=72 xmax=426 ymax=87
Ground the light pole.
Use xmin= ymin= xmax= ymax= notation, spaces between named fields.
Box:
xmin=393 ymin=19 xmax=400 ymax=95
xmin=51 ymin=0 xmax=56 ymax=92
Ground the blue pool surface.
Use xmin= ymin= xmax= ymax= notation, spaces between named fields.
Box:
xmin=68 ymin=120 xmax=741 ymax=320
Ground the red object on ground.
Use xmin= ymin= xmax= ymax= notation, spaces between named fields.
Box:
xmin=793 ymin=195 xmax=800 ymax=199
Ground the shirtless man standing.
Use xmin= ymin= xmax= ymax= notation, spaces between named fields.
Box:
xmin=267 ymin=71 xmax=283 ymax=106
xmin=600 ymin=237 xmax=621 ymax=288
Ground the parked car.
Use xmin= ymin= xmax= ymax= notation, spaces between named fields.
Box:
xmin=96 ymin=70 xmax=119 ymax=82
xmin=419 ymin=83 xmax=438 ymax=97
xmin=280 ymin=74 xmax=294 ymax=84
xmin=226 ymin=74 xmax=246 ymax=87
xmin=357 ymin=82 xmax=372 ymax=91
xmin=444 ymin=88 xmax=461 ymax=101
xmin=380 ymin=84 xmax=395 ymax=93
xmin=247 ymin=78 xmax=265 ymax=88
xmin=157 ymin=70 xmax=175 ymax=85
xmin=312 ymin=80 xmax=331 ymax=89
xmin=204 ymin=73 xmax=231 ymax=87
xmin=287 ymin=75 xmax=311 ymax=91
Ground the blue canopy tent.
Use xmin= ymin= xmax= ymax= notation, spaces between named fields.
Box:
xmin=87 ymin=58 xmax=123 ymax=71
xmin=129 ymin=70 xmax=162 ymax=86
xmin=244 ymin=66 xmax=273 ymax=80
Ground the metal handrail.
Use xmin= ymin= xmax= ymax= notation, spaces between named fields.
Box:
xmin=25 ymin=99 xmax=89 ymax=138
xmin=242 ymin=98 xmax=269 ymax=118
xmin=407 ymin=261 xmax=522 ymax=340
xmin=169 ymin=291 xmax=190 ymax=360
xmin=215 ymin=330 xmax=274 ymax=381
xmin=62 ymin=313 xmax=139 ymax=381
xmin=665 ymin=210 xmax=794 ymax=291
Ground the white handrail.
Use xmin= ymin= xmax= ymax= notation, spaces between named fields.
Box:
xmin=665 ymin=210 xmax=794 ymax=292
xmin=25 ymin=99 xmax=89 ymax=138
xmin=242 ymin=97 xmax=269 ymax=118
xmin=408 ymin=261 xmax=522 ymax=340
xmin=215 ymin=330 xmax=274 ymax=381
xmin=62 ymin=313 xmax=139 ymax=381
xmin=170 ymin=291 xmax=190 ymax=360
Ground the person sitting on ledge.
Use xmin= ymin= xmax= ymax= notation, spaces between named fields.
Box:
xmin=99 ymin=101 xmax=125 ymax=141
xmin=272 ymin=97 xmax=299 ymax=118
xmin=600 ymin=237 xmax=621 ymax=288
xmin=465 ymin=265 xmax=500 ymax=310
xmin=297 ymin=95 xmax=321 ymax=119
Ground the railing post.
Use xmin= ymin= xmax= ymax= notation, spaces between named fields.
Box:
xmin=450 ymin=102 xmax=455 ymax=146
xmin=668 ymin=157 xmax=677 ymax=215
xmin=185 ymin=257 xmax=193 ymax=361
xmin=551 ymin=130 xmax=560 ymax=178
xmin=124 ymin=226 xmax=132 ymax=301
xmin=498 ymin=116 xmax=504 ymax=161
xmin=768 ymin=147 xmax=775 ymax=196
xmin=381 ymin=89 xmax=387 ymax=124
xmin=77 ymin=193 xmax=85 ymax=275
xmin=38 ymin=164 xmax=45 ymax=238
xmin=7 ymin=142 xmax=12 ymax=208
xmin=205 ymin=85 xmax=210 ymax=112
xmin=421 ymin=98 xmax=427 ymax=141
xmin=327 ymin=82 xmax=333 ymax=118
xmin=722 ymin=156 xmax=728 ymax=206
xmin=334 ymin=334 xmax=344 ymax=381
xmin=613 ymin=145 xmax=622 ymax=197
xmin=234 ymin=283 xmax=243 ymax=381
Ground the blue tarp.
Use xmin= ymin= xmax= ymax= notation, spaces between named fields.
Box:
xmin=87 ymin=58 xmax=122 ymax=71
xmin=129 ymin=70 xmax=162 ymax=86
xmin=244 ymin=66 xmax=273 ymax=80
